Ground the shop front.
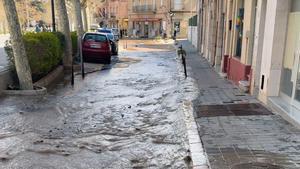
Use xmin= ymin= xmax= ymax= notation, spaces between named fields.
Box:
xmin=131 ymin=18 xmax=161 ymax=38
xmin=266 ymin=0 xmax=300 ymax=125
xmin=279 ymin=1 xmax=300 ymax=115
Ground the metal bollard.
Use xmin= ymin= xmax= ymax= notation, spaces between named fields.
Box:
xmin=178 ymin=45 xmax=187 ymax=78
xmin=182 ymin=52 xmax=187 ymax=78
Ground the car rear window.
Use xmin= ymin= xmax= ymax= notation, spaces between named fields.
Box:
xmin=97 ymin=29 xmax=112 ymax=33
xmin=84 ymin=34 xmax=107 ymax=42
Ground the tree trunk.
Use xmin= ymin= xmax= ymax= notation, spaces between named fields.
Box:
xmin=56 ymin=0 xmax=73 ymax=68
xmin=3 ymin=0 xmax=33 ymax=90
xmin=74 ymin=0 xmax=84 ymax=37
xmin=82 ymin=5 xmax=88 ymax=31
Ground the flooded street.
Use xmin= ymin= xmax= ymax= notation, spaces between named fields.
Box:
xmin=0 ymin=40 xmax=191 ymax=169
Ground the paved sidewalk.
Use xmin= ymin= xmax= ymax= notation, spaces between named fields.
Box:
xmin=178 ymin=40 xmax=300 ymax=169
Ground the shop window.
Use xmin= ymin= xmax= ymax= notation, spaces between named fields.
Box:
xmin=235 ymin=8 xmax=244 ymax=57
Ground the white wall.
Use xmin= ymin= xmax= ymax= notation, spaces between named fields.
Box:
xmin=258 ymin=0 xmax=290 ymax=103
xmin=188 ymin=26 xmax=198 ymax=48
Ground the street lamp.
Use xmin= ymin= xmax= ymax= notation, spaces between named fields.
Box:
xmin=51 ymin=0 xmax=56 ymax=32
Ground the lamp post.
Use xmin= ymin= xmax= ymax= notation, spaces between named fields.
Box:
xmin=51 ymin=0 xmax=56 ymax=32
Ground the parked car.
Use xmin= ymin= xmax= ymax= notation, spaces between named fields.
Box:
xmin=111 ymin=28 xmax=120 ymax=40
xmin=82 ymin=32 xmax=111 ymax=64
xmin=97 ymin=28 xmax=119 ymax=55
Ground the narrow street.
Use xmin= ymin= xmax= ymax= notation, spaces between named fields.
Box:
xmin=0 ymin=40 xmax=191 ymax=169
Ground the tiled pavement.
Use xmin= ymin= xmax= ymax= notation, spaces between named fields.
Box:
xmin=178 ymin=40 xmax=300 ymax=169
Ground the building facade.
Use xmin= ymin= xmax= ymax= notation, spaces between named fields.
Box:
xmin=107 ymin=0 xmax=129 ymax=29
xmin=128 ymin=0 xmax=196 ymax=38
xmin=86 ymin=0 xmax=128 ymax=29
xmin=195 ymin=0 xmax=300 ymax=125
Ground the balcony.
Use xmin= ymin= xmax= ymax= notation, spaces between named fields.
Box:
xmin=132 ymin=5 xmax=156 ymax=13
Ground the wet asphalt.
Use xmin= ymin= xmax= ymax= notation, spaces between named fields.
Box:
xmin=0 ymin=40 xmax=190 ymax=169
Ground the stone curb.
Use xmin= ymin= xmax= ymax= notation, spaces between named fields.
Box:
xmin=2 ymin=86 xmax=47 ymax=96
xmin=182 ymin=100 xmax=210 ymax=169
xmin=174 ymin=42 xmax=210 ymax=169
xmin=34 ymin=65 xmax=64 ymax=88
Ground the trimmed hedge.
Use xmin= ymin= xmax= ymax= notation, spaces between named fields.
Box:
xmin=5 ymin=32 xmax=65 ymax=82
xmin=71 ymin=31 xmax=78 ymax=56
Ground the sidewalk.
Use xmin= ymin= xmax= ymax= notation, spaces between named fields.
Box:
xmin=178 ymin=40 xmax=300 ymax=169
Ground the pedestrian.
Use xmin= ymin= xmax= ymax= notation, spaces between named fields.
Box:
xmin=120 ymin=29 xmax=123 ymax=39
xmin=174 ymin=26 xmax=179 ymax=40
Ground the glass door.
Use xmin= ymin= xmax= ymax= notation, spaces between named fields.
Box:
xmin=291 ymin=12 xmax=300 ymax=108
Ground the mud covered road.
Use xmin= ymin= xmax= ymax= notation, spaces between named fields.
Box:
xmin=0 ymin=40 xmax=191 ymax=169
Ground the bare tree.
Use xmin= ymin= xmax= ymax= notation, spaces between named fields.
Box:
xmin=3 ymin=0 xmax=33 ymax=90
xmin=56 ymin=0 xmax=73 ymax=68
xmin=74 ymin=0 xmax=84 ymax=37
xmin=81 ymin=0 xmax=88 ymax=31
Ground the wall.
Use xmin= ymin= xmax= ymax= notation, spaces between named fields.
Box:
xmin=258 ymin=0 xmax=290 ymax=103
xmin=188 ymin=26 xmax=198 ymax=47
xmin=250 ymin=0 xmax=267 ymax=96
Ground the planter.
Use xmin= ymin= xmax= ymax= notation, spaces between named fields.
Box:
xmin=34 ymin=65 xmax=64 ymax=88
xmin=3 ymin=86 xmax=47 ymax=96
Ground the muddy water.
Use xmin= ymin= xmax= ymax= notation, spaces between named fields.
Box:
xmin=0 ymin=43 xmax=190 ymax=169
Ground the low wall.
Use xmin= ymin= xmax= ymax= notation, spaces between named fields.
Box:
xmin=187 ymin=26 xmax=198 ymax=48
xmin=227 ymin=57 xmax=251 ymax=85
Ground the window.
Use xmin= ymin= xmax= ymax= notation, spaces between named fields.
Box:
xmin=84 ymin=34 xmax=107 ymax=42
xmin=173 ymin=0 xmax=183 ymax=10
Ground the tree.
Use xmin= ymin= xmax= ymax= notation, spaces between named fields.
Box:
xmin=3 ymin=0 xmax=33 ymax=90
xmin=81 ymin=0 xmax=88 ymax=31
xmin=56 ymin=0 xmax=73 ymax=68
xmin=73 ymin=0 xmax=84 ymax=37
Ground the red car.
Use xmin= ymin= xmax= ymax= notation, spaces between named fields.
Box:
xmin=82 ymin=32 xmax=112 ymax=64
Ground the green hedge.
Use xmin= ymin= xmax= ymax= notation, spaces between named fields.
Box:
xmin=71 ymin=31 xmax=78 ymax=56
xmin=5 ymin=32 xmax=65 ymax=82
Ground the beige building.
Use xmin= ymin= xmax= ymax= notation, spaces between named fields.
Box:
xmin=107 ymin=0 xmax=129 ymax=29
xmin=195 ymin=0 xmax=300 ymax=125
xmin=128 ymin=0 xmax=196 ymax=38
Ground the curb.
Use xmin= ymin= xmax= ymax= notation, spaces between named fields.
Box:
xmin=2 ymin=86 xmax=47 ymax=96
xmin=174 ymin=42 xmax=210 ymax=169
xmin=183 ymin=100 xmax=210 ymax=169
xmin=34 ymin=65 xmax=64 ymax=88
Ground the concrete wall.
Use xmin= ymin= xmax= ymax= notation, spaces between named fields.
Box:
xmin=188 ymin=26 xmax=198 ymax=47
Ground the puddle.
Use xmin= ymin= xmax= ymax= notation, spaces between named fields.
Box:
xmin=114 ymin=57 xmax=142 ymax=68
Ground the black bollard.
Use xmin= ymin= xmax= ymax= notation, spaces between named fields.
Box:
xmin=182 ymin=53 xmax=187 ymax=78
